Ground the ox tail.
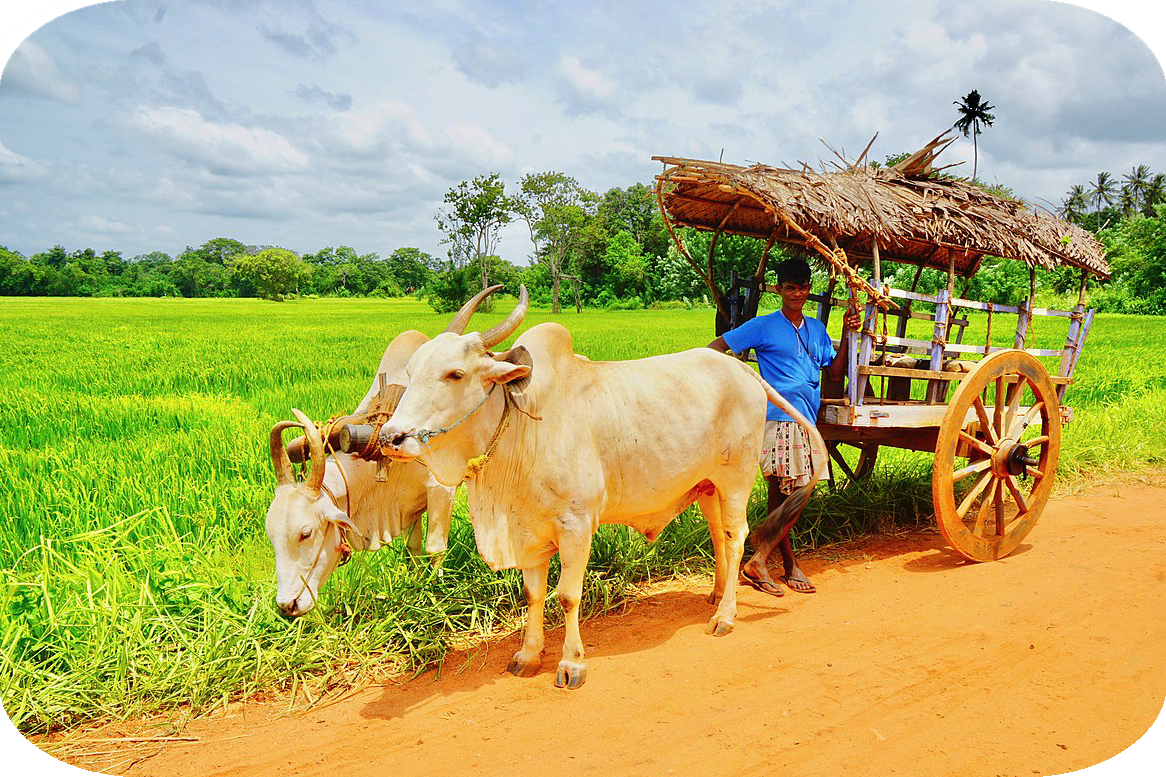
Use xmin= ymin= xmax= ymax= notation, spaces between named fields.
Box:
xmin=741 ymin=367 xmax=828 ymax=534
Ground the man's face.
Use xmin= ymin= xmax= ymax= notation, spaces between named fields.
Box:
xmin=778 ymin=280 xmax=812 ymax=312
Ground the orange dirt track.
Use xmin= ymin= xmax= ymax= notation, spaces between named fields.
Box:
xmin=43 ymin=477 xmax=1166 ymax=776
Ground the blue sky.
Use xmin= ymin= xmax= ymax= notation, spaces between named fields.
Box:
xmin=0 ymin=0 xmax=1164 ymax=266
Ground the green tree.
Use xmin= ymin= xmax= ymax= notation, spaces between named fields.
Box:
xmin=384 ymin=247 xmax=438 ymax=292
xmin=1059 ymin=184 xmax=1089 ymax=224
xmin=604 ymin=230 xmax=648 ymax=299
xmin=0 ymin=246 xmax=36 ymax=295
xmin=435 ymin=173 xmax=513 ymax=293
xmin=1089 ymin=171 xmax=1118 ymax=231
xmin=598 ymin=183 xmax=669 ymax=260
xmin=514 ymin=171 xmax=597 ymax=313
xmin=952 ymin=89 xmax=996 ymax=181
xmin=230 ymin=248 xmax=310 ymax=301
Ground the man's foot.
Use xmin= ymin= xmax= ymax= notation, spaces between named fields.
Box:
xmin=779 ymin=572 xmax=816 ymax=594
xmin=739 ymin=567 xmax=784 ymax=597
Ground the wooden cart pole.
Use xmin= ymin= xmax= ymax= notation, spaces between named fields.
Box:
xmin=927 ymin=250 xmax=956 ymax=404
xmin=1014 ymin=266 xmax=1036 ymax=349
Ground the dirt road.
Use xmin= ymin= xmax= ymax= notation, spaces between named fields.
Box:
xmin=42 ymin=476 xmax=1166 ymax=776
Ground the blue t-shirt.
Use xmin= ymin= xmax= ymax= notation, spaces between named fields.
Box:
xmin=722 ymin=310 xmax=836 ymax=423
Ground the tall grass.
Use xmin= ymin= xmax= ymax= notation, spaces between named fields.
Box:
xmin=0 ymin=297 xmax=1162 ymax=733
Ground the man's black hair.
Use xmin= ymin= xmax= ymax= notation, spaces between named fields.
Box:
xmin=775 ymin=258 xmax=812 ymax=286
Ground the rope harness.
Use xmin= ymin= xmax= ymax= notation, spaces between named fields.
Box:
xmin=400 ymin=384 xmax=498 ymax=447
xmin=463 ymin=389 xmax=512 ymax=481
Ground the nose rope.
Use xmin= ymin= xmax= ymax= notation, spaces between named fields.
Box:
xmin=388 ymin=383 xmax=498 ymax=450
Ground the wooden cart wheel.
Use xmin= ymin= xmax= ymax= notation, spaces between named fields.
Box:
xmin=932 ymin=349 xmax=1062 ymax=561
xmin=825 ymin=441 xmax=879 ymax=489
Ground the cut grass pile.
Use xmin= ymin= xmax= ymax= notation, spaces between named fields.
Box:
xmin=0 ymin=296 xmax=1162 ymax=732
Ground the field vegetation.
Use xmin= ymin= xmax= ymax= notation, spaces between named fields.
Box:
xmin=1 ymin=296 xmax=1163 ymax=734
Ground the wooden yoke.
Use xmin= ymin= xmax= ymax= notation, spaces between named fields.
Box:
xmin=286 ymin=376 xmax=407 ymax=464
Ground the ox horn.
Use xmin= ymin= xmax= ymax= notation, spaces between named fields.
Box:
xmin=269 ymin=420 xmax=304 ymax=485
xmin=291 ymin=408 xmax=326 ymax=496
xmin=479 ymin=285 xmax=529 ymax=348
xmin=443 ymin=284 xmax=504 ymax=335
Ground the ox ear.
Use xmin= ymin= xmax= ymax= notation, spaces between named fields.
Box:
xmin=325 ymin=507 xmax=363 ymax=538
xmin=490 ymin=346 xmax=537 ymax=418
xmin=486 ymin=346 xmax=532 ymax=387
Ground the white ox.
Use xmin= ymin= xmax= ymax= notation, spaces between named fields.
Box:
xmin=378 ymin=287 xmax=824 ymax=688
xmin=265 ymin=289 xmax=508 ymax=617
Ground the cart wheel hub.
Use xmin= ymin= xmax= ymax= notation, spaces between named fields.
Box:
xmin=1004 ymin=442 xmax=1038 ymax=476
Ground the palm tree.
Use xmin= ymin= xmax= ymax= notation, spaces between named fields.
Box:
xmin=1142 ymin=172 xmax=1166 ymax=217
xmin=1122 ymin=164 xmax=1151 ymax=211
xmin=1059 ymin=184 xmax=1089 ymax=224
xmin=1089 ymin=171 xmax=1118 ymax=231
xmin=952 ymin=89 xmax=996 ymax=181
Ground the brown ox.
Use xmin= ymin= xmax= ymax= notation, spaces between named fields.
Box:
xmin=378 ymin=287 xmax=824 ymax=688
xmin=264 ymin=289 xmax=509 ymax=617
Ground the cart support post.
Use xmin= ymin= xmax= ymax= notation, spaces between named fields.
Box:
xmin=846 ymin=285 xmax=861 ymax=406
xmin=927 ymin=288 xmax=951 ymax=404
xmin=854 ymin=299 xmax=878 ymax=404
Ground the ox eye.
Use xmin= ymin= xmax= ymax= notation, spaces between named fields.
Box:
xmin=444 ymin=369 xmax=465 ymax=381
xmin=299 ymin=528 xmax=313 ymax=541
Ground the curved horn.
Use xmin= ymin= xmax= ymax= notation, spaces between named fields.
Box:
xmin=269 ymin=420 xmax=303 ymax=485
xmin=479 ymin=285 xmax=529 ymax=348
xmin=291 ymin=408 xmax=326 ymax=496
xmin=443 ymin=284 xmax=504 ymax=335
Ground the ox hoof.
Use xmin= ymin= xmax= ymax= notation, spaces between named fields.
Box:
xmin=707 ymin=615 xmax=735 ymax=637
xmin=507 ymin=652 xmax=541 ymax=678
xmin=554 ymin=660 xmax=588 ymax=689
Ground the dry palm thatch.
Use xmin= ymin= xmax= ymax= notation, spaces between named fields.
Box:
xmin=653 ymin=132 xmax=1109 ymax=318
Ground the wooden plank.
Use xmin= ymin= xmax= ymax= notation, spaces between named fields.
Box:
xmin=858 ymin=365 xmax=1071 ymax=386
xmin=859 ymin=365 xmax=968 ymax=381
xmin=823 ymin=402 xmax=1046 ymax=430
xmin=886 ymin=287 xmax=937 ymax=304
xmin=818 ymin=423 xmax=939 ymax=453
xmin=875 ymin=336 xmax=1066 ymax=358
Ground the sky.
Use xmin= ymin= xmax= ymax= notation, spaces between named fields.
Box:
xmin=0 ymin=0 xmax=1164 ymax=269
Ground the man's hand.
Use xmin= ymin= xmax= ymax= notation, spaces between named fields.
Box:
xmin=842 ymin=308 xmax=862 ymax=333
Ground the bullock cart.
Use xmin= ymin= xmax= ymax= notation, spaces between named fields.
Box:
xmin=653 ymin=135 xmax=1111 ymax=562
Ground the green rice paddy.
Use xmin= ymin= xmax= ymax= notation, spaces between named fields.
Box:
xmin=0 ymin=296 xmax=1162 ymax=733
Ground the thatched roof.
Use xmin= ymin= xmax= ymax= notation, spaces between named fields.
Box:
xmin=652 ymin=134 xmax=1110 ymax=284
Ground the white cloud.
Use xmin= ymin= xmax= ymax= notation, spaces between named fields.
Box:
xmin=452 ymin=41 xmax=528 ymax=87
xmin=553 ymin=55 xmax=618 ymax=114
xmin=446 ymin=122 xmax=514 ymax=167
xmin=1 ymin=39 xmax=79 ymax=103
xmin=0 ymin=139 xmax=46 ymax=182
xmin=125 ymin=106 xmax=309 ymax=175
xmin=76 ymin=214 xmax=139 ymax=235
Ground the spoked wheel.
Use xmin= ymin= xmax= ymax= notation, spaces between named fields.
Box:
xmin=933 ymin=350 xmax=1062 ymax=562
xmin=825 ymin=441 xmax=879 ymax=490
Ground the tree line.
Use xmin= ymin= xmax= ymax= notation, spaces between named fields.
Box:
xmin=2 ymin=165 xmax=1163 ymax=315
xmin=1057 ymin=165 xmax=1166 ymax=314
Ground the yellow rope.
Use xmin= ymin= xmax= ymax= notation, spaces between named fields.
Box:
xmin=463 ymin=392 xmax=512 ymax=481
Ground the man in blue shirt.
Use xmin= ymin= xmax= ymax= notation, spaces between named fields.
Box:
xmin=708 ymin=258 xmax=859 ymax=596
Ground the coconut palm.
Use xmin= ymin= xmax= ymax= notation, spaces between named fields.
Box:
xmin=952 ymin=89 xmax=996 ymax=181
xmin=1089 ymin=171 xmax=1118 ymax=230
xmin=1122 ymin=164 xmax=1151 ymax=210
xmin=1142 ymin=173 xmax=1166 ymax=217
xmin=1059 ymin=184 xmax=1089 ymax=223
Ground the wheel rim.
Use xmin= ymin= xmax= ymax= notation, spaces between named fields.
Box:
xmin=932 ymin=350 xmax=1061 ymax=561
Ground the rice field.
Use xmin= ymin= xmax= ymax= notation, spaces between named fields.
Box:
xmin=0 ymin=296 xmax=1163 ymax=733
